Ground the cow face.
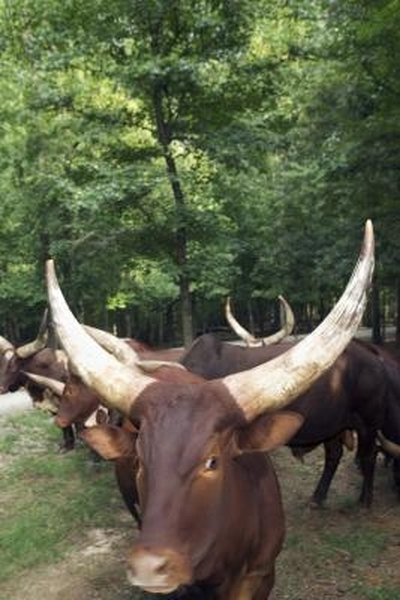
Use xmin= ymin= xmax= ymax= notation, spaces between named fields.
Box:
xmin=82 ymin=384 xmax=301 ymax=595
xmin=1 ymin=347 xmax=67 ymax=395
xmin=0 ymin=350 xmax=20 ymax=393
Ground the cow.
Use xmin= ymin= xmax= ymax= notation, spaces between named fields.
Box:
xmin=125 ymin=338 xmax=184 ymax=362
xmin=0 ymin=316 xmax=80 ymax=450
xmin=45 ymin=221 xmax=374 ymax=599
xmin=22 ymin=325 xmax=185 ymax=453
xmin=356 ymin=340 xmax=400 ymax=496
xmin=179 ymin=324 xmax=400 ymax=507
xmin=0 ymin=312 xmax=68 ymax=397
xmin=224 ymin=295 xmax=400 ymax=499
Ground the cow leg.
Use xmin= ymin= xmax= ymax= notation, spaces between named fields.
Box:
xmin=220 ymin=568 xmax=275 ymax=600
xmin=59 ymin=425 xmax=75 ymax=452
xmin=310 ymin=437 xmax=343 ymax=507
xmin=392 ymin=459 xmax=400 ymax=497
xmin=253 ymin=569 xmax=275 ymax=600
xmin=114 ymin=457 xmax=141 ymax=528
xmin=357 ymin=429 xmax=377 ymax=507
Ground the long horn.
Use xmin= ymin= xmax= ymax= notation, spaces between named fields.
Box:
xmin=225 ymin=296 xmax=295 ymax=347
xmin=377 ymin=431 xmax=400 ymax=458
xmin=137 ymin=360 xmax=186 ymax=372
xmin=0 ymin=335 xmax=15 ymax=354
xmin=261 ymin=295 xmax=295 ymax=345
xmin=16 ymin=309 xmax=49 ymax=359
xmin=23 ymin=372 xmax=66 ymax=396
xmin=46 ymin=261 xmax=154 ymax=416
xmin=84 ymin=325 xmax=185 ymax=373
xmin=83 ymin=325 xmax=139 ymax=368
xmin=225 ymin=297 xmax=258 ymax=346
xmin=222 ymin=220 xmax=374 ymax=420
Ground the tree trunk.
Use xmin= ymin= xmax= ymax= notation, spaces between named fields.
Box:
xmin=396 ymin=278 xmax=400 ymax=343
xmin=371 ymin=277 xmax=382 ymax=344
xmin=152 ymin=83 xmax=193 ymax=346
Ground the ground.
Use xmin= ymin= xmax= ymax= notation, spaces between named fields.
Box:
xmin=1 ymin=421 xmax=400 ymax=600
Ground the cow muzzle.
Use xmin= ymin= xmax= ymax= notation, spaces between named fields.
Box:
xmin=126 ymin=545 xmax=192 ymax=594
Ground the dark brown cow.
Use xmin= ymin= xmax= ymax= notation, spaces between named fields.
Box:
xmin=223 ymin=299 xmax=400 ymax=500
xmin=179 ymin=331 xmax=398 ymax=507
xmin=0 ymin=315 xmax=67 ymax=396
xmin=23 ymin=328 xmax=184 ymax=453
xmin=0 ymin=331 xmax=78 ymax=451
xmin=46 ymin=222 xmax=373 ymax=599
xmin=124 ymin=338 xmax=184 ymax=362
xmin=357 ymin=340 xmax=400 ymax=496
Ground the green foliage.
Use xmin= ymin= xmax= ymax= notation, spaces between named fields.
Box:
xmin=0 ymin=0 xmax=398 ymax=340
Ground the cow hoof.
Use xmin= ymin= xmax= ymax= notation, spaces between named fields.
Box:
xmin=58 ymin=445 xmax=74 ymax=454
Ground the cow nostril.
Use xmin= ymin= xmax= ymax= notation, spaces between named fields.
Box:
xmin=155 ymin=558 xmax=168 ymax=574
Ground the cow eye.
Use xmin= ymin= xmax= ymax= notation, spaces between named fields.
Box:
xmin=205 ymin=456 xmax=219 ymax=471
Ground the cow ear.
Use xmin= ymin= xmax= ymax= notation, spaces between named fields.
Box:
xmin=80 ymin=425 xmax=137 ymax=460
xmin=237 ymin=411 xmax=304 ymax=453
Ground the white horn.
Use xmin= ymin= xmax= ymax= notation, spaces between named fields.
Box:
xmin=23 ymin=372 xmax=66 ymax=396
xmin=46 ymin=260 xmax=153 ymax=417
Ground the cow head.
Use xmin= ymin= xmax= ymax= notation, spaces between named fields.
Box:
xmin=24 ymin=371 xmax=103 ymax=429
xmin=0 ymin=311 xmax=58 ymax=394
xmin=0 ymin=336 xmax=52 ymax=393
xmin=47 ymin=221 xmax=374 ymax=593
xmin=0 ymin=336 xmax=19 ymax=393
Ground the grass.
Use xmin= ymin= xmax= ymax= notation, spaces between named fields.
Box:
xmin=0 ymin=410 xmax=125 ymax=583
xmin=352 ymin=585 xmax=400 ymax=600
xmin=323 ymin=528 xmax=388 ymax=562
xmin=1 ymin=412 xmax=400 ymax=599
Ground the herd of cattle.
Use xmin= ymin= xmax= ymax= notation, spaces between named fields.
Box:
xmin=1 ymin=220 xmax=400 ymax=599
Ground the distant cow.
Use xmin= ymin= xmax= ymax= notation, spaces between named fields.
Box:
xmin=0 ymin=324 xmax=70 ymax=438
xmin=358 ymin=340 xmax=400 ymax=496
xmin=179 ymin=329 xmax=400 ymax=507
xmin=46 ymin=222 xmax=373 ymax=598
xmin=0 ymin=312 xmax=68 ymax=397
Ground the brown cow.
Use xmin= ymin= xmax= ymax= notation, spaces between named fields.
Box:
xmin=0 ymin=312 xmax=67 ymax=396
xmin=178 ymin=328 xmax=400 ymax=508
xmin=23 ymin=328 xmax=184 ymax=453
xmin=0 ymin=318 xmax=70 ymax=449
xmin=46 ymin=222 xmax=374 ymax=599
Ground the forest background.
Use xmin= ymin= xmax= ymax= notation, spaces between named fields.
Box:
xmin=0 ymin=0 xmax=399 ymax=347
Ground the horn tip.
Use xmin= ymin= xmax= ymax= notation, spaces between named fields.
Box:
xmin=45 ymin=259 xmax=55 ymax=277
xmin=362 ymin=219 xmax=375 ymax=258
xmin=364 ymin=219 xmax=374 ymax=244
